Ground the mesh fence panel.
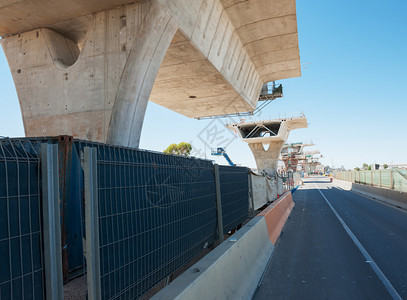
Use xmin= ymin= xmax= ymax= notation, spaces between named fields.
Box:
xmin=84 ymin=143 xmax=220 ymax=299
xmin=394 ymin=170 xmax=407 ymax=192
xmin=365 ymin=171 xmax=372 ymax=185
xmin=0 ymin=137 xmax=252 ymax=299
xmin=372 ymin=170 xmax=381 ymax=186
xmin=335 ymin=169 xmax=407 ymax=193
xmin=381 ymin=170 xmax=392 ymax=189
xmin=218 ymin=166 xmax=249 ymax=233
xmin=0 ymin=139 xmax=44 ymax=300
xmin=363 ymin=171 xmax=368 ymax=184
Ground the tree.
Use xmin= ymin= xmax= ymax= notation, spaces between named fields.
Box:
xmin=177 ymin=142 xmax=192 ymax=156
xmin=163 ymin=142 xmax=192 ymax=156
xmin=362 ymin=163 xmax=369 ymax=170
xmin=368 ymin=165 xmax=371 ymax=171
xmin=383 ymin=164 xmax=389 ymax=169
xmin=163 ymin=143 xmax=178 ymax=155
xmin=354 ymin=167 xmax=360 ymax=171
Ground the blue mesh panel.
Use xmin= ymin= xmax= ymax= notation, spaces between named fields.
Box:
xmin=0 ymin=139 xmax=44 ymax=299
xmin=219 ymin=165 xmax=249 ymax=233
xmin=76 ymin=143 xmax=219 ymax=299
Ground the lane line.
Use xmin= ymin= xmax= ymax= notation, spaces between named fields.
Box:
xmin=314 ymin=183 xmax=402 ymax=300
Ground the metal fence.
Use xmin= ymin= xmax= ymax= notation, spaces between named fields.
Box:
xmin=334 ymin=169 xmax=407 ymax=193
xmin=218 ymin=166 xmax=249 ymax=233
xmin=0 ymin=137 xmax=252 ymax=299
xmin=0 ymin=139 xmax=44 ymax=299
xmin=85 ymin=143 xmax=222 ymax=299
xmin=279 ymin=171 xmax=302 ymax=191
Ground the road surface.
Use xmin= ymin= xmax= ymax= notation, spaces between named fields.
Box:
xmin=253 ymin=176 xmax=407 ymax=300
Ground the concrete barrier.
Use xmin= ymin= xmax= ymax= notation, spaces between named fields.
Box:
xmin=332 ymin=179 xmax=352 ymax=190
xmin=259 ymin=192 xmax=294 ymax=244
xmin=151 ymin=192 xmax=295 ymax=300
xmin=333 ymin=179 xmax=407 ymax=210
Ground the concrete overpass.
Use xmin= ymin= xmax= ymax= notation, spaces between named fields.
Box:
xmin=0 ymin=0 xmax=301 ymax=147
xmin=281 ymin=142 xmax=314 ymax=156
xmin=227 ymin=115 xmax=307 ymax=175
xmin=281 ymin=142 xmax=314 ymax=171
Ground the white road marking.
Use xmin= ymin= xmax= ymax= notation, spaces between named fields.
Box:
xmin=314 ymin=183 xmax=402 ymax=300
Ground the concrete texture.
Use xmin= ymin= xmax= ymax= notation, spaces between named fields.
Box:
xmin=1 ymin=2 xmax=178 ymax=146
xmin=258 ymin=192 xmax=294 ymax=244
xmin=151 ymin=216 xmax=275 ymax=300
xmin=228 ymin=116 xmax=307 ymax=174
xmin=333 ymin=179 xmax=407 ymax=210
xmin=1 ymin=0 xmax=301 ymax=147
xmin=151 ymin=191 xmax=294 ymax=300
xmin=254 ymin=178 xmax=400 ymax=300
xmin=64 ymin=275 xmax=86 ymax=300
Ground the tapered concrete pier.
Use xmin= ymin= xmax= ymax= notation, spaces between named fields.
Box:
xmin=228 ymin=116 xmax=307 ymax=175
xmin=281 ymin=142 xmax=314 ymax=171
xmin=0 ymin=0 xmax=301 ymax=147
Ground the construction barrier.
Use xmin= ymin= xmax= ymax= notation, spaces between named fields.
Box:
xmin=152 ymin=192 xmax=294 ymax=300
xmin=333 ymin=179 xmax=407 ymax=210
xmin=250 ymin=173 xmax=276 ymax=209
xmin=250 ymin=171 xmax=299 ymax=210
xmin=259 ymin=193 xmax=294 ymax=244
xmin=0 ymin=137 xmax=250 ymax=299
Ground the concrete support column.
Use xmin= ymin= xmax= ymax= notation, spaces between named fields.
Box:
xmin=1 ymin=1 xmax=178 ymax=147
xmin=107 ymin=2 xmax=178 ymax=146
xmin=248 ymin=141 xmax=285 ymax=175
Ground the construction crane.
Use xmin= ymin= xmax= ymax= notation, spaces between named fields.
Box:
xmin=211 ymin=147 xmax=235 ymax=166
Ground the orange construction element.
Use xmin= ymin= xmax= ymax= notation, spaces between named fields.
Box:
xmin=258 ymin=192 xmax=294 ymax=244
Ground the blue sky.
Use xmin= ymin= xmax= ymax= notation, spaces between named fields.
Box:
xmin=1 ymin=0 xmax=406 ymax=169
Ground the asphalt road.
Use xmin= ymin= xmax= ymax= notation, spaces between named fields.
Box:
xmin=253 ymin=176 xmax=407 ymax=300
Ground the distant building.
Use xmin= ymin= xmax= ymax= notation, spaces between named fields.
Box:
xmin=387 ymin=164 xmax=407 ymax=170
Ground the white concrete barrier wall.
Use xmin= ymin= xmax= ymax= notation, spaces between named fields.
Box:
xmin=333 ymin=179 xmax=407 ymax=210
xmin=151 ymin=192 xmax=295 ymax=300
xmin=151 ymin=216 xmax=274 ymax=300
xmin=332 ymin=179 xmax=352 ymax=191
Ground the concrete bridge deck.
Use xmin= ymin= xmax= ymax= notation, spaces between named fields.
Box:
xmin=0 ymin=0 xmax=301 ymax=147
xmin=254 ymin=177 xmax=407 ymax=300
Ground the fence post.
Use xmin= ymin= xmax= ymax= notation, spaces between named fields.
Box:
xmin=371 ymin=171 xmax=373 ymax=186
xmin=379 ymin=170 xmax=382 ymax=188
xmin=84 ymin=147 xmax=101 ymax=300
xmin=390 ymin=170 xmax=394 ymax=190
xmin=41 ymin=143 xmax=64 ymax=300
xmin=248 ymin=171 xmax=255 ymax=217
xmin=214 ymin=164 xmax=224 ymax=242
